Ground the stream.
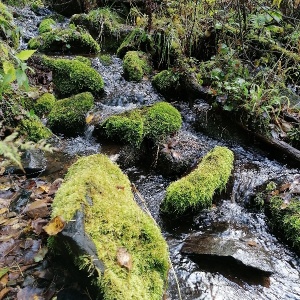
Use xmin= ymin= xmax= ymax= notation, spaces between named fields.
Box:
xmin=11 ymin=6 xmax=300 ymax=300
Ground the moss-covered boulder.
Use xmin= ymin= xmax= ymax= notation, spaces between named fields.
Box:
xmin=161 ymin=146 xmax=234 ymax=216
xmin=97 ymin=102 xmax=182 ymax=147
xmin=74 ymin=55 xmax=91 ymax=67
xmin=48 ymin=92 xmax=94 ymax=136
xmin=42 ymin=56 xmax=104 ymax=97
xmin=117 ymin=28 xmax=154 ymax=59
xmin=50 ymin=154 xmax=170 ymax=299
xmin=18 ymin=115 xmax=52 ymax=142
xmin=70 ymin=8 xmax=126 ymax=52
xmin=28 ymin=27 xmax=100 ymax=55
xmin=0 ymin=2 xmax=19 ymax=48
xmin=38 ymin=18 xmax=56 ymax=34
xmin=152 ymin=69 xmax=181 ymax=98
xmin=123 ymin=51 xmax=151 ymax=82
xmin=34 ymin=92 xmax=56 ymax=117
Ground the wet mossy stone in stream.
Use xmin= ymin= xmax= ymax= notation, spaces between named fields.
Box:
xmin=74 ymin=55 xmax=92 ymax=67
xmin=18 ymin=115 xmax=52 ymax=142
xmin=50 ymin=154 xmax=170 ymax=300
xmin=98 ymin=102 xmax=182 ymax=147
xmin=123 ymin=51 xmax=151 ymax=82
xmin=47 ymin=92 xmax=94 ymax=136
xmin=0 ymin=2 xmax=19 ymax=48
xmin=34 ymin=92 xmax=56 ymax=117
xmin=28 ymin=26 xmax=100 ymax=55
xmin=38 ymin=18 xmax=56 ymax=34
xmin=152 ymin=69 xmax=181 ymax=98
xmin=42 ymin=56 xmax=104 ymax=97
xmin=161 ymin=146 xmax=234 ymax=216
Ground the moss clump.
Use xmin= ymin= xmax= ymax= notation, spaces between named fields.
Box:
xmin=123 ymin=51 xmax=151 ymax=82
xmin=74 ymin=55 xmax=91 ymax=67
xmin=38 ymin=18 xmax=56 ymax=34
xmin=0 ymin=2 xmax=19 ymax=48
xmin=99 ymin=102 xmax=182 ymax=146
xmin=51 ymin=154 xmax=169 ymax=300
xmin=18 ymin=115 xmax=52 ymax=142
xmin=43 ymin=56 xmax=104 ymax=97
xmin=28 ymin=27 xmax=100 ymax=54
xmin=268 ymin=196 xmax=300 ymax=252
xmin=117 ymin=28 xmax=153 ymax=59
xmin=48 ymin=92 xmax=94 ymax=135
xmin=99 ymin=54 xmax=112 ymax=66
xmin=161 ymin=146 xmax=234 ymax=216
xmin=152 ymin=69 xmax=180 ymax=97
xmin=34 ymin=92 xmax=56 ymax=117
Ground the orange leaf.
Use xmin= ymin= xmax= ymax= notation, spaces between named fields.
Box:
xmin=43 ymin=216 xmax=65 ymax=236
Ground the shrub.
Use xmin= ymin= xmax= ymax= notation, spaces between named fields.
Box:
xmin=47 ymin=92 xmax=94 ymax=136
xmin=161 ymin=146 xmax=234 ymax=216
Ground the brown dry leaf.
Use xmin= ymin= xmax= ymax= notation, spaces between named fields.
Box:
xmin=86 ymin=114 xmax=94 ymax=124
xmin=281 ymin=203 xmax=289 ymax=210
xmin=0 ymin=273 xmax=8 ymax=288
xmin=247 ymin=240 xmax=257 ymax=247
xmin=117 ymin=247 xmax=132 ymax=271
xmin=0 ymin=287 xmax=10 ymax=300
xmin=0 ymin=167 xmax=5 ymax=176
xmin=31 ymin=218 xmax=48 ymax=235
xmin=0 ymin=235 xmax=13 ymax=242
xmin=3 ymin=217 xmax=19 ymax=226
xmin=43 ymin=216 xmax=65 ymax=236
xmin=25 ymin=200 xmax=50 ymax=219
xmin=271 ymin=190 xmax=279 ymax=196
xmin=279 ymin=183 xmax=291 ymax=192
xmin=0 ymin=268 xmax=9 ymax=280
xmin=0 ymin=208 xmax=8 ymax=215
xmin=35 ymin=185 xmax=49 ymax=194
xmin=48 ymin=178 xmax=63 ymax=196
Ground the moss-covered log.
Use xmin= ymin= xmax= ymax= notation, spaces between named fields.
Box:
xmin=161 ymin=146 xmax=234 ymax=216
xmin=51 ymin=154 xmax=170 ymax=300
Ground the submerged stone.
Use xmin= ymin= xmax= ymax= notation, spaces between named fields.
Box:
xmin=50 ymin=154 xmax=170 ymax=300
xmin=160 ymin=146 xmax=234 ymax=216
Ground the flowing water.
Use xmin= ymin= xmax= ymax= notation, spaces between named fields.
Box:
xmin=12 ymin=6 xmax=300 ymax=300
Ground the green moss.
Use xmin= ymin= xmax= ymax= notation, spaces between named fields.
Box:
xmin=38 ymin=18 xmax=56 ymax=34
xmin=99 ymin=102 xmax=182 ymax=146
xmin=117 ymin=28 xmax=153 ymax=59
xmin=269 ymin=196 xmax=300 ymax=252
xmin=42 ymin=56 xmax=104 ymax=97
xmin=18 ymin=115 xmax=52 ymax=142
xmin=152 ymin=70 xmax=180 ymax=97
xmin=51 ymin=154 xmax=169 ymax=300
xmin=47 ymin=92 xmax=94 ymax=135
xmin=99 ymin=54 xmax=112 ymax=66
xmin=28 ymin=27 xmax=100 ymax=54
xmin=161 ymin=146 xmax=234 ymax=216
xmin=123 ymin=51 xmax=151 ymax=82
xmin=74 ymin=55 xmax=91 ymax=67
xmin=34 ymin=92 xmax=56 ymax=117
xmin=0 ymin=2 xmax=19 ymax=48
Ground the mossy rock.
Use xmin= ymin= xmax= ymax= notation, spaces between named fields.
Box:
xmin=50 ymin=154 xmax=170 ymax=300
xmin=152 ymin=69 xmax=181 ymax=98
xmin=34 ymin=92 xmax=56 ymax=117
xmin=47 ymin=92 xmax=94 ymax=136
xmin=38 ymin=18 xmax=56 ymax=34
xmin=117 ymin=28 xmax=154 ymax=59
xmin=18 ymin=115 xmax=52 ymax=142
xmin=42 ymin=56 xmax=104 ymax=97
xmin=98 ymin=102 xmax=182 ymax=147
xmin=0 ymin=2 xmax=19 ymax=48
xmin=268 ymin=196 xmax=300 ymax=253
xmin=123 ymin=51 xmax=151 ymax=82
xmin=74 ymin=55 xmax=91 ymax=67
xmin=161 ymin=146 xmax=234 ymax=216
xmin=28 ymin=27 xmax=100 ymax=55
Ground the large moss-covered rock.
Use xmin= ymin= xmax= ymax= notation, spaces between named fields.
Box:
xmin=18 ymin=115 xmax=52 ymax=142
xmin=161 ymin=146 xmax=234 ymax=216
xmin=70 ymin=8 xmax=126 ymax=52
xmin=48 ymin=92 xmax=94 ymax=135
xmin=42 ymin=56 xmax=104 ymax=97
xmin=34 ymin=92 xmax=56 ymax=117
xmin=28 ymin=27 xmax=100 ymax=55
xmin=50 ymin=154 xmax=170 ymax=300
xmin=97 ymin=102 xmax=182 ymax=146
xmin=123 ymin=51 xmax=151 ymax=82
xmin=0 ymin=2 xmax=19 ymax=48
xmin=38 ymin=18 xmax=56 ymax=34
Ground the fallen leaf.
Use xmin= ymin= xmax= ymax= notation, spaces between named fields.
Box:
xmin=247 ymin=240 xmax=257 ymax=247
xmin=48 ymin=178 xmax=63 ymax=196
xmin=0 ymin=287 xmax=10 ymax=300
xmin=25 ymin=200 xmax=50 ymax=219
xmin=0 ymin=208 xmax=7 ymax=215
xmin=117 ymin=247 xmax=132 ymax=271
xmin=279 ymin=183 xmax=290 ymax=192
xmin=116 ymin=186 xmax=125 ymax=191
xmin=31 ymin=218 xmax=48 ymax=235
xmin=43 ymin=216 xmax=65 ymax=236
xmin=0 ymin=167 xmax=5 ymax=175
xmin=34 ymin=247 xmax=48 ymax=263
xmin=86 ymin=114 xmax=94 ymax=124
xmin=0 ymin=268 xmax=9 ymax=280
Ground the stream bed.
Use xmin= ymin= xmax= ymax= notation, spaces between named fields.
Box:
xmin=8 ymin=6 xmax=300 ymax=300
